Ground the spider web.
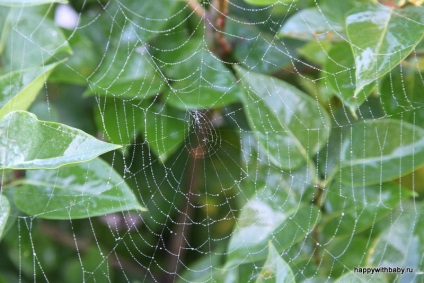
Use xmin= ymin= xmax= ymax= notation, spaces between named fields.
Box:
xmin=1 ymin=0 xmax=424 ymax=282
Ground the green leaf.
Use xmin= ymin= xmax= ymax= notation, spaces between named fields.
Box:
xmin=324 ymin=42 xmax=376 ymax=113
xmin=49 ymin=31 xmax=100 ymax=85
xmin=380 ymin=68 xmax=424 ymax=124
xmin=321 ymin=237 xmax=372 ymax=279
xmin=368 ymin=205 xmax=424 ymax=279
xmin=255 ymin=243 xmax=295 ymax=283
xmin=0 ymin=62 xmax=61 ymax=119
xmin=225 ymin=185 xmax=321 ymax=267
xmin=139 ymin=102 xmax=188 ymax=163
xmin=0 ymin=194 xmax=10 ymax=239
xmin=14 ymin=158 xmax=145 ymax=219
xmin=329 ymin=119 xmax=424 ymax=185
xmin=0 ymin=111 xmax=121 ymax=170
xmin=322 ymin=182 xmax=413 ymax=239
xmin=334 ymin=271 xmax=387 ymax=283
xmin=94 ymin=98 xmax=143 ymax=152
xmin=236 ymin=67 xmax=331 ymax=170
xmin=279 ymin=7 xmax=343 ymax=41
xmin=65 ymin=247 xmax=112 ymax=283
xmin=0 ymin=0 xmax=66 ymax=6
xmin=297 ymin=40 xmax=332 ymax=66
xmin=163 ymin=39 xmax=241 ymax=109
xmin=104 ymin=0 xmax=178 ymax=44
xmin=85 ymin=45 xmax=165 ymax=99
xmin=240 ymin=132 xmax=316 ymax=203
xmin=346 ymin=4 xmax=424 ymax=96
xmin=1 ymin=8 xmax=71 ymax=71
xmin=227 ymin=18 xmax=300 ymax=74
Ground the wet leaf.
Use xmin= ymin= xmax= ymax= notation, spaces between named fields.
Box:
xmin=14 ymin=158 xmax=145 ymax=219
xmin=225 ymin=184 xmax=320 ymax=267
xmin=324 ymin=42 xmax=376 ymax=113
xmin=322 ymin=182 xmax=413 ymax=238
xmin=368 ymin=206 xmax=423 ymax=282
xmin=236 ymin=67 xmax=331 ymax=170
xmin=280 ymin=7 xmax=343 ymax=41
xmin=346 ymin=4 xmax=424 ymax=96
xmin=0 ymin=111 xmax=120 ymax=170
xmin=327 ymin=119 xmax=424 ymax=185
xmin=0 ymin=62 xmax=61 ymax=119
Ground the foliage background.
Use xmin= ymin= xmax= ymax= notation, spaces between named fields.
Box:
xmin=1 ymin=0 xmax=424 ymax=282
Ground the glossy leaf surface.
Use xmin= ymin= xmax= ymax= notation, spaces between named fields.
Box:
xmin=322 ymin=183 xmax=413 ymax=238
xmin=14 ymin=158 xmax=145 ymax=219
xmin=0 ymin=62 xmax=60 ymax=119
xmin=0 ymin=111 xmax=120 ymax=170
xmin=346 ymin=4 xmax=424 ymax=96
xmin=240 ymin=132 xmax=315 ymax=203
xmin=225 ymin=184 xmax=320 ymax=267
xmin=0 ymin=194 xmax=9 ymax=239
xmin=324 ymin=42 xmax=375 ymax=113
xmin=255 ymin=243 xmax=295 ymax=283
xmin=280 ymin=7 xmax=343 ymax=41
xmin=329 ymin=119 xmax=424 ymax=185
xmin=236 ymin=67 xmax=331 ymax=169
xmin=368 ymin=206 xmax=423 ymax=282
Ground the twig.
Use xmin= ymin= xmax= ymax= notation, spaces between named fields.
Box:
xmin=215 ymin=0 xmax=232 ymax=56
xmin=186 ymin=0 xmax=206 ymax=19
xmin=311 ymin=179 xmax=326 ymax=265
xmin=165 ymin=111 xmax=207 ymax=281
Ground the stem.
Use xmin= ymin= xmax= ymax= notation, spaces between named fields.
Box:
xmin=185 ymin=0 xmax=206 ymax=18
xmin=308 ymin=159 xmax=334 ymax=266
xmin=165 ymin=111 xmax=207 ymax=281
xmin=215 ymin=0 xmax=232 ymax=57
xmin=311 ymin=176 xmax=324 ymax=265
xmin=1 ymin=170 xmax=26 ymax=190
